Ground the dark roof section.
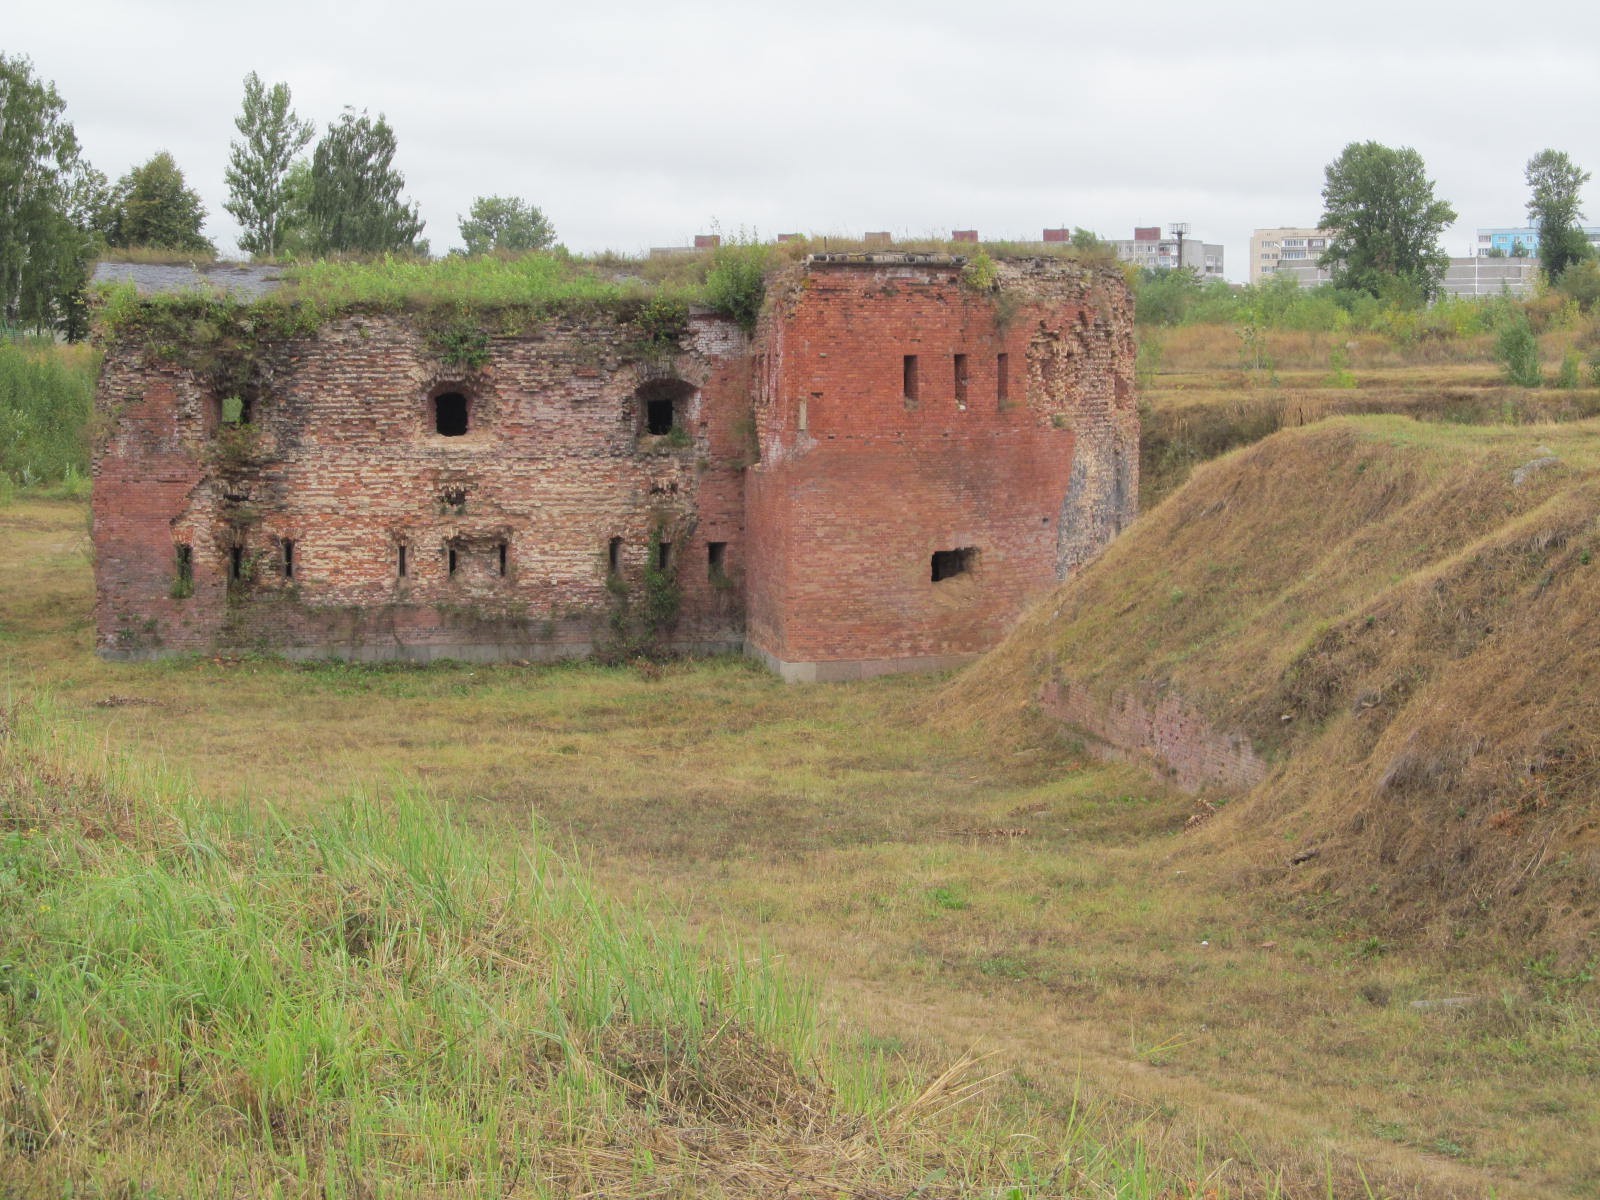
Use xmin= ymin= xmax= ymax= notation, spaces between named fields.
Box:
xmin=92 ymin=261 xmax=286 ymax=300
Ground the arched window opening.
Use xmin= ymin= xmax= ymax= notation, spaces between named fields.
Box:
xmin=635 ymin=378 xmax=696 ymax=440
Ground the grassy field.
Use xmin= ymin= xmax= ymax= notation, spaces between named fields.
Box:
xmin=7 ymin=310 xmax=1600 ymax=1196
xmin=1138 ymin=324 xmax=1600 ymax=506
xmin=4 ymin=488 xmax=1594 ymax=1198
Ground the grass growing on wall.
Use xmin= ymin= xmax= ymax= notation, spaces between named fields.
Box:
xmin=0 ymin=340 xmax=99 ymax=498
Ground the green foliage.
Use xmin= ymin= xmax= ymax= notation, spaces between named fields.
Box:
xmin=961 ymin=248 xmax=999 ymax=291
xmin=1132 ymin=268 xmax=1203 ymax=327
xmin=1557 ymin=259 xmax=1600 ymax=312
xmin=0 ymin=341 xmax=97 ymax=489
xmin=429 ymin=318 xmax=491 ymax=370
xmin=280 ymin=250 xmax=631 ymax=312
xmin=209 ymin=423 xmax=267 ymax=474
xmin=631 ymin=293 xmax=689 ymax=347
xmin=641 ymin=555 xmax=682 ymax=635
xmin=306 ymin=108 xmax=425 ymax=255
xmin=703 ymin=242 xmax=771 ymax=333
xmin=105 ymin=151 xmax=213 ymax=253
xmin=458 ymin=195 xmax=555 ymax=256
xmin=1554 ymin=349 xmax=1583 ymax=390
xmin=0 ymin=54 xmax=100 ymax=335
xmin=1319 ymin=141 xmax=1456 ymax=300
xmin=1525 ymin=149 xmax=1593 ymax=281
xmin=223 ymin=72 xmax=314 ymax=259
xmin=1326 ymin=345 xmax=1357 ymax=389
xmin=1494 ymin=311 xmax=1542 ymax=387
xmin=597 ymin=523 xmax=685 ymax=663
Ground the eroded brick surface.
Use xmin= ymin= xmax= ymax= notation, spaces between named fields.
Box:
xmin=92 ymin=256 xmax=1137 ymax=674
xmin=1039 ymin=674 xmax=1268 ymax=793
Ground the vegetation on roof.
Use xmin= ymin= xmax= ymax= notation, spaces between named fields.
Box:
xmin=90 ymin=236 xmax=1113 ymax=344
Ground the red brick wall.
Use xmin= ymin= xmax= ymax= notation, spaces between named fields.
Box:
xmin=744 ymin=257 xmax=1136 ymax=676
xmin=93 ymin=311 xmax=750 ymax=659
xmin=93 ymin=256 xmax=1137 ymax=674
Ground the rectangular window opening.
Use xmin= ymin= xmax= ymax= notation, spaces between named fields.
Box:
xmin=281 ymin=538 xmax=295 ymax=580
xmin=931 ymin=547 xmax=977 ymax=583
xmin=498 ymin=541 xmax=508 ymax=577
xmin=656 ymin=541 xmax=672 ymax=571
xmin=707 ymin=541 xmax=727 ymax=578
xmin=229 ymin=545 xmax=244 ymax=582
xmin=645 ymin=397 xmax=675 ymax=436
xmin=398 ymin=543 xmax=408 ymax=579
xmin=954 ymin=354 xmax=968 ymax=409
xmin=174 ymin=544 xmax=193 ymax=596
xmin=608 ymin=536 xmax=622 ymax=575
xmin=997 ymin=353 xmax=1009 ymax=404
xmin=448 ymin=546 xmax=458 ymax=577
xmin=903 ymin=354 xmax=919 ymax=405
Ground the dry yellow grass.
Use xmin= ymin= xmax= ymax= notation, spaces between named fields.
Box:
xmin=953 ymin=415 xmax=1600 ymax=957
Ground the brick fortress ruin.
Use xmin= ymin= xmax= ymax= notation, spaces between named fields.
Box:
xmin=92 ymin=253 xmax=1138 ymax=680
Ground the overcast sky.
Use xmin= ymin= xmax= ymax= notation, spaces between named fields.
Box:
xmin=9 ymin=0 xmax=1600 ymax=280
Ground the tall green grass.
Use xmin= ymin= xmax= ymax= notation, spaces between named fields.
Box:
xmin=0 ymin=697 xmax=1180 ymax=1197
xmin=284 ymin=251 xmax=658 ymax=311
xmin=0 ymin=340 xmax=98 ymax=496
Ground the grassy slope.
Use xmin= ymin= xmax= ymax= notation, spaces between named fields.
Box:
xmin=953 ymin=415 xmax=1600 ymax=964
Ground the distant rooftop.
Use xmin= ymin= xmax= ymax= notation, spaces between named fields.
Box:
xmin=91 ymin=261 xmax=286 ymax=300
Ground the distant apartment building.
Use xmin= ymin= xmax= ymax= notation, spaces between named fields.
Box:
xmin=1249 ymin=227 xmax=1334 ymax=285
xmin=1440 ymin=257 xmax=1541 ymax=297
xmin=1110 ymin=227 xmax=1224 ymax=279
xmin=1249 ymin=226 xmax=1536 ymax=297
xmin=1474 ymin=226 xmax=1600 ymax=257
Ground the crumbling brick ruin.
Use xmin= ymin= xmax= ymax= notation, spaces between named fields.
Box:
xmin=92 ymin=253 xmax=1137 ymax=679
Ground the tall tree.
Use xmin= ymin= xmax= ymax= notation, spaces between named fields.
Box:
xmin=107 ymin=151 xmax=213 ymax=252
xmin=1525 ymin=149 xmax=1592 ymax=281
xmin=458 ymin=195 xmax=555 ymax=255
xmin=224 ymin=72 xmax=314 ymax=259
xmin=307 ymin=109 xmax=425 ymax=255
xmin=0 ymin=53 xmax=99 ymax=333
xmin=1318 ymin=142 xmax=1456 ymax=301
xmin=273 ymin=160 xmax=315 ymax=257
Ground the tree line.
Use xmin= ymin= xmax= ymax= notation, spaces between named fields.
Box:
xmin=1315 ymin=140 xmax=1593 ymax=302
xmin=1 ymin=56 xmax=554 ymax=335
